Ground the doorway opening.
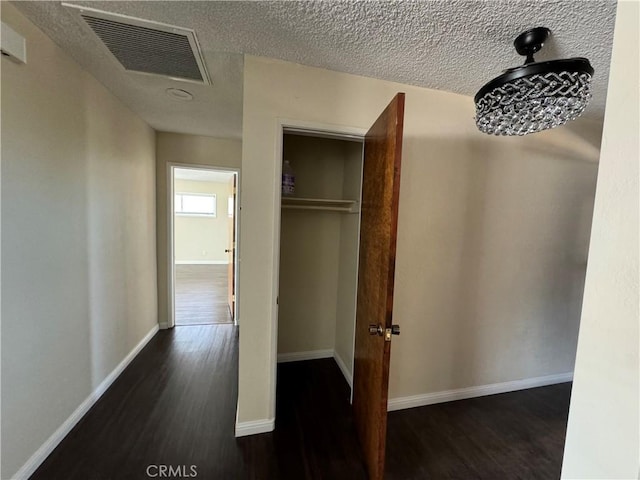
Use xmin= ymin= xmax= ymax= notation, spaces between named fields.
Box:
xmin=276 ymin=128 xmax=364 ymax=387
xmin=274 ymin=127 xmax=366 ymax=467
xmin=270 ymin=95 xmax=405 ymax=480
xmin=170 ymin=166 xmax=238 ymax=326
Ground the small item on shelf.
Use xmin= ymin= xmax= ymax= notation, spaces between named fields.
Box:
xmin=282 ymin=160 xmax=295 ymax=197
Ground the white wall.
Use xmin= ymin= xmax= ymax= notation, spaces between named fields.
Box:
xmin=562 ymin=1 xmax=640 ymax=477
xmin=278 ymin=210 xmax=341 ymax=353
xmin=156 ymin=132 xmax=241 ymax=328
xmin=238 ymin=55 xmax=601 ymax=426
xmin=174 ymin=179 xmax=232 ymax=264
xmin=1 ymin=4 xmax=157 ymax=478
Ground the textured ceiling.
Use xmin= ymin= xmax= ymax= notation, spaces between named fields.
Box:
xmin=14 ymin=1 xmax=617 ymax=139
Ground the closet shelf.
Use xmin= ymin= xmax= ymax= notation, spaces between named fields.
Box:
xmin=281 ymin=197 xmax=359 ymax=213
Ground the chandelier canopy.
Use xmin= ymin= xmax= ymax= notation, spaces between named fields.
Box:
xmin=474 ymin=27 xmax=594 ymax=136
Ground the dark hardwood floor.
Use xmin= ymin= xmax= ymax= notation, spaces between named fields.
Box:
xmin=272 ymin=360 xmax=368 ymax=480
xmin=30 ymin=326 xmax=571 ymax=480
xmin=385 ymin=383 xmax=571 ymax=480
xmin=175 ymin=264 xmax=232 ymax=325
xmin=30 ymin=325 xmax=243 ymax=480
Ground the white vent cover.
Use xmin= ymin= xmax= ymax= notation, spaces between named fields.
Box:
xmin=63 ymin=3 xmax=210 ymax=84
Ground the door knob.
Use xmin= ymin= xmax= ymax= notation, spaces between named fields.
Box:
xmin=369 ymin=324 xmax=383 ymax=336
xmin=225 ymin=249 xmax=231 ymax=253
xmin=369 ymin=324 xmax=399 ymax=340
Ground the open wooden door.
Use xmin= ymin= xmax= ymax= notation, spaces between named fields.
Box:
xmin=352 ymin=93 xmax=405 ymax=480
xmin=227 ymin=174 xmax=236 ymax=320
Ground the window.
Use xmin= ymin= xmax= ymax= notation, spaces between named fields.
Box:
xmin=175 ymin=193 xmax=216 ymax=216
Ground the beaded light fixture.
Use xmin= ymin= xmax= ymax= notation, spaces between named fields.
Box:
xmin=474 ymin=27 xmax=594 ymax=136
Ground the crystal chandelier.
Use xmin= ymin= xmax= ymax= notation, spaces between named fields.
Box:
xmin=474 ymin=27 xmax=594 ymax=136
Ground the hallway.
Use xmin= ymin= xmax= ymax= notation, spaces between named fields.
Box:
xmin=30 ymin=324 xmax=571 ymax=480
xmin=30 ymin=325 xmax=243 ymax=479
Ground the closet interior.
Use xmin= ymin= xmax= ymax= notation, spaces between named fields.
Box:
xmin=277 ymin=130 xmax=364 ymax=386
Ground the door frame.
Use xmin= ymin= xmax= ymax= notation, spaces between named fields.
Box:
xmin=166 ymin=162 xmax=241 ymax=328
xmin=270 ymin=119 xmax=367 ymax=419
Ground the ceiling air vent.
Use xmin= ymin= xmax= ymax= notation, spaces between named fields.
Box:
xmin=64 ymin=4 xmax=210 ymax=84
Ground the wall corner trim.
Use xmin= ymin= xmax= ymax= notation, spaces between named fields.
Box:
xmin=235 ymin=418 xmax=275 ymax=437
xmin=11 ymin=324 xmax=160 ymax=480
xmin=387 ymin=371 xmax=574 ymax=412
xmin=275 ymin=349 xmax=352 ymax=386
xmin=276 ymin=349 xmax=334 ymax=363
xmin=333 ymin=351 xmax=353 ymax=388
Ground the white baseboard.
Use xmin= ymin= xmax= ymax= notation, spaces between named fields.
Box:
xmin=387 ymin=371 xmax=574 ymax=412
xmin=333 ymin=351 xmax=353 ymax=388
xmin=158 ymin=322 xmax=170 ymax=330
xmin=277 ymin=349 xmax=334 ymax=363
xmin=175 ymin=260 xmax=228 ymax=265
xmin=235 ymin=418 xmax=275 ymax=437
xmin=12 ymin=324 xmax=160 ymax=480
